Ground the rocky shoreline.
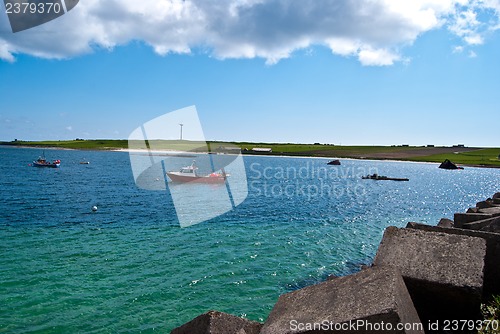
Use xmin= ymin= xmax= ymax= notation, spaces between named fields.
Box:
xmin=172 ymin=192 xmax=500 ymax=333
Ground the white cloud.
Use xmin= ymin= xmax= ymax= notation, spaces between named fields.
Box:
xmin=448 ymin=7 xmax=482 ymax=44
xmin=453 ymin=45 xmax=465 ymax=52
xmin=66 ymin=126 xmax=73 ymax=131
xmin=464 ymin=33 xmax=484 ymax=44
xmin=0 ymin=0 xmax=499 ymax=65
xmin=468 ymin=50 xmax=478 ymax=57
xmin=483 ymin=0 xmax=500 ymax=12
xmin=358 ymin=48 xmax=401 ymax=66
xmin=326 ymin=38 xmax=360 ymax=57
xmin=0 ymin=40 xmax=15 ymax=62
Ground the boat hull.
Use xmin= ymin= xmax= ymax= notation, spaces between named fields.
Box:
xmin=33 ymin=161 xmax=60 ymax=168
xmin=362 ymin=176 xmax=409 ymax=181
xmin=166 ymin=172 xmax=226 ymax=183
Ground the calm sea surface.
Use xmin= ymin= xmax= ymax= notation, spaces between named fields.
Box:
xmin=1 ymin=146 xmax=499 ymax=333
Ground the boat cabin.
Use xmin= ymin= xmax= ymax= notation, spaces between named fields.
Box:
xmin=180 ymin=167 xmax=196 ymax=174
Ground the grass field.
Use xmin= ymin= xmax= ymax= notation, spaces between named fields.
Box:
xmin=1 ymin=139 xmax=130 ymax=150
xmin=235 ymin=142 xmax=414 ymax=155
xmin=2 ymin=140 xmax=499 ymax=167
xmin=408 ymin=148 xmax=500 ymax=167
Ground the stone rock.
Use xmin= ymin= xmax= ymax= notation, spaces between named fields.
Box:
xmin=437 ymin=218 xmax=454 ymax=228
xmin=373 ymin=227 xmax=486 ymax=327
xmin=171 ymin=311 xmax=262 ymax=334
xmin=454 ymin=213 xmax=492 ymax=228
xmin=261 ymin=266 xmax=423 ymax=334
xmin=494 ymin=198 xmax=500 ymax=205
xmin=493 ymin=192 xmax=500 ymax=199
xmin=467 ymin=207 xmax=479 ymax=213
xmin=407 ymin=222 xmax=500 ymax=299
xmin=438 ymin=159 xmax=462 ymax=170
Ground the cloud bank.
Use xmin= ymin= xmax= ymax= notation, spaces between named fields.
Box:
xmin=1 ymin=0 xmax=499 ymax=65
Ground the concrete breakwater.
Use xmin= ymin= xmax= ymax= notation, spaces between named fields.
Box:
xmin=171 ymin=192 xmax=500 ymax=334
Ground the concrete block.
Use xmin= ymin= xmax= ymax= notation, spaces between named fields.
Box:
xmin=493 ymin=192 xmax=500 ymax=199
xmin=462 ymin=216 xmax=500 ymax=231
xmin=407 ymin=222 xmax=500 ymax=298
xmin=480 ymin=219 xmax=500 ymax=234
xmin=261 ymin=266 xmax=423 ymax=334
xmin=437 ymin=218 xmax=453 ymax=228
xmin=476 ymin=201 xmax=490 ymax=209
xmin=373 ymin=227 xmax=486 ymax=326
xmin=467 ymin=207 xmax=478 ymax=213
xmin=494 ymin=198 xmax=500 ymax=204
xmin=171 ymin=311 xmax=262 ymax=334
xmin=454 ymin=213 xmax=492 ymax=228
xmin=478 ymin=206 xmax=500 ymax=216
xmin=476 ymin=200 xmax=500 ymax=209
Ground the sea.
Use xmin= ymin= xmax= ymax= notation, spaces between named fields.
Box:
xmin=0 ymin=146 xmax=499 ymax=333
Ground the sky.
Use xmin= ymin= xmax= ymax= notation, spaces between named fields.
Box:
xmin=0 ymin=0 xmax=499 ymax=146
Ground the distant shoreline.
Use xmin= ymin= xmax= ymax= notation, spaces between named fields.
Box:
xmin=1 ymin=140 xmax=500 ymax=169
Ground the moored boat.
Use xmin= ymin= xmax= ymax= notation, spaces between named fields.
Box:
xmin=166 ymin=161 xmax=228 ymax=183
xmin=362 ymin=174 xmax=409 ymax=181
xmin=32 ymin=155 xmax=61 ymax=168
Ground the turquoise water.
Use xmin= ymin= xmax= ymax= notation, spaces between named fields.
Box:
xmin=1 ymin=146 xmax=499 ymax=333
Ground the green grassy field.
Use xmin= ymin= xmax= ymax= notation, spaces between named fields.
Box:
xmin=2 ymin=140 xmax=499 ymax=167
xmin=234 ymin=142 xmax=414 ymax=155
xmin=1 ymin=139 xmax=130 ymax=150
xmin=235 ymin=143 xmax=500 ymax=166
xmin=3 ymin=140 xmax=220 ymax=151
xmin=237 ymin=144 xmax=452 ymax=159
xmin=408 ymin=148 xmax=500 ymax=167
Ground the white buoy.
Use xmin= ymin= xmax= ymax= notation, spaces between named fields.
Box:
xmin=91 ymin=206 xmax=98 ymax=212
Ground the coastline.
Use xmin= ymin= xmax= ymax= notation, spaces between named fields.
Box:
xmin=2 ymin=142 xmax=500 ymax=169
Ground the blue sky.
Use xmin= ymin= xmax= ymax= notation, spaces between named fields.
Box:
xmin=1 ymin=0 xmax=499 ymax=146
